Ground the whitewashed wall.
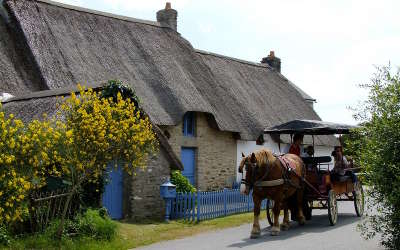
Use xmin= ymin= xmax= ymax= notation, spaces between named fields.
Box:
xmin=236 ymin=135 xmax=334 ymax=182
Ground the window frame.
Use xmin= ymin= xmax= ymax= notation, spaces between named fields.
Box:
xmin=183 ymin=112 xmax=195 ymax=137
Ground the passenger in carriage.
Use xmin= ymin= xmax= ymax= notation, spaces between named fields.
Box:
xmin=287 ymin=133 xmax=304 ymax=156
xmin=331 ymin=146 xmax=357 ymax=183
xmin=304 ymin=145 xmax=317 ymax=171
xmin=305 ymin=145 xmax=314 ymax=157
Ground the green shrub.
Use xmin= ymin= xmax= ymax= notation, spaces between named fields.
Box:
xmin=75 ymin=208 xmax=117 ymax=240
xmin=101 ymin=80 xmax=140 ymax=108
xmin=43 ymin=218 xmax=77 ymax=239
xmin=170 ymin=170 xmax=196 ymax=193
xmin=42 ymin=208 xmax=117 ymax=241
xmin=98 ymin=207 xmax=108 ymax=219
xmin=352 ymin=65 xmax=400 ymax=249
xmin=0 ymin=226 xmax=11 ymax=246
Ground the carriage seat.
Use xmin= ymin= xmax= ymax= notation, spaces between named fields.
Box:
xmin=301 ymin=156 xmax=332 ymax=165
xmin=332 ymin=175 xmax=352 ymax=182
xmin=302 ymin=156 xmax=332 ymax=174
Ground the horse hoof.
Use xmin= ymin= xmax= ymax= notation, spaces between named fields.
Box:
xmin=270 ymin=230 xmax=280 ymax=236
xmin=281 ymin=223 xmax=290 ymax=231
xmin=250 ymin=232 xmax=260 ymax=239
xmin=270 ymin=226 xmax=280 ymax=236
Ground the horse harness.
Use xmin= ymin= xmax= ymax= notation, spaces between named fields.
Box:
xmin=241 ymin=153 xmax=305 ymax=190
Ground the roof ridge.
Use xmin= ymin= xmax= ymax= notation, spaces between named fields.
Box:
xmin=195 ymin=49 xmax=272 ymax=69
xmin=35 ymin=0 xmax=163 ymax=28
xmin=195 ymin=49 xmax=316 ymax=101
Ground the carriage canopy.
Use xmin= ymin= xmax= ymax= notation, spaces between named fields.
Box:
xmin=264 ymin=119 xmax=358 ymax=135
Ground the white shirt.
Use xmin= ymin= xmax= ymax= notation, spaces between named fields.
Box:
xmin=334 ymin=156 xmax=348 ymax=175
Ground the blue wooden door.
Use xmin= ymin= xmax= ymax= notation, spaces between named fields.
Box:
xmin=102 ymin=164 xmax=123 ymax=219
xmin=181 ymin=147 xmax=196 ymax=185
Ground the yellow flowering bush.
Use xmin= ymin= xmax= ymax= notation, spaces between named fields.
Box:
xmin=0 ymin=83 xmax=158 ymax=232
xmin=60 ymin=85 xmax=158 ymax=180
xmin=54 ymin=85 xmax=158 ymax=236
xmin=0 ymin=106 xmax=69 ymax=225
xmin=0 ymin=108 xmax=30 ymax=224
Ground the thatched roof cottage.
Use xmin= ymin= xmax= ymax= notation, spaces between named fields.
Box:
xmin=0 ymin=0 xmax=337 ymax=220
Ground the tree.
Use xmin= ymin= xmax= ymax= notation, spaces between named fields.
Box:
xmin=352 ymin=65 xmax=400 ymax=249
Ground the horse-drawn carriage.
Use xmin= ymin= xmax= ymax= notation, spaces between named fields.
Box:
xmin=264 ymin=119 xmax=364 ymax=226
xmin=238 ymin=119 xmax=364 ymax=238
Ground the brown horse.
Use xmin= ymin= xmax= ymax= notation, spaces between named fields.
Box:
xmin=238 ymin=148 xmax=306 ymax=237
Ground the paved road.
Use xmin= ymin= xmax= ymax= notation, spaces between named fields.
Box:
xmin=136 ymin=201 xmax=382 ymax=250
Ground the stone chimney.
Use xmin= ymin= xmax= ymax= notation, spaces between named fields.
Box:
xmin=261 ymin=51 xmax=281 ymax=73
xmin=156 ymin=2 xmax=177 ymax=31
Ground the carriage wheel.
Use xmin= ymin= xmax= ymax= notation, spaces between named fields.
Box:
xmin=353 ymin=182 xmax=365 ymax=217
xmin=328 ymin=190 xmax=338 ymax=226
xmin=266 ymin=199 xmax=274 ymax=226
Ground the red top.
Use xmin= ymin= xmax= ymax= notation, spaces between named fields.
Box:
xmin=289 ymin=144 xmax=300 ymax=156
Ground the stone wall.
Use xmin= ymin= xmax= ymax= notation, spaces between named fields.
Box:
xmin=128 ymin=147 xmax=171 ymax=221
xmin=125 ymin=112 xmax=236 ymax=220
xmin=160 ymin=112 xmax=237 ymax=191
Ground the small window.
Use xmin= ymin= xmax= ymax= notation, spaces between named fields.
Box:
xmin=183 ymin=112 xmax=195 ymax=137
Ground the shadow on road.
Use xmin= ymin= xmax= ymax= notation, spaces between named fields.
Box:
xmin=228 ymin=212 xmax=360 ymax=248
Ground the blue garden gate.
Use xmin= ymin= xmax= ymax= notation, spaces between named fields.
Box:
xmin=181 ymin=147 xmax=195 ymax=185
xmin=102 ymin=164 xmax=123 ymax=219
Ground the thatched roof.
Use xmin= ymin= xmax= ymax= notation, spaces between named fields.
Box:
xmin=0 ymin=0 xmax=337 ymax=145
xmin=0 ymin=7 xmax=44 ymax=95
xmin=196 ymin=51 xmax=318 ymax=138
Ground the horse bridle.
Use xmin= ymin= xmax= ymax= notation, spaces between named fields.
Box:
xmin=240 ymin=155 xmax=272 ymax=190
xmin=240 ymin=160 xmax=257 ymax=189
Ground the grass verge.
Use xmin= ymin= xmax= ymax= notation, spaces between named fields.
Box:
xmin=5 ymin=212 xmax=265 ymax=250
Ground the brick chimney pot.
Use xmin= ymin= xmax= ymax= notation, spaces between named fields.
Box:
xmin=261 ymin=50 xmax=281 ymax=73
xmin=157 ymin=2 xmax=178 ymax=31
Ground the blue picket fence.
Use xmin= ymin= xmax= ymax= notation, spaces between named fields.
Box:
xmin=170 ymin=188 xmax=267 ymax=222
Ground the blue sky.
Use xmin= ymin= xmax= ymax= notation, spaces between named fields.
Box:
xmin=57 ymin=0 xmax=400 ymax=125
